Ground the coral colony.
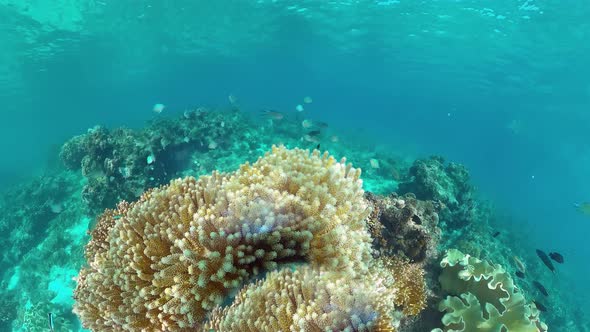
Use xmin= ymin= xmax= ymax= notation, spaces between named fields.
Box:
xmin=74 ymin=146 xmax=546 ymax=331
xmin=1 ymin=109 xmax=561 ymax=331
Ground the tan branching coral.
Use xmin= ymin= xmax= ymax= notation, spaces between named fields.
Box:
xmin=74 ymin=146 xmax=373 ymax=331
xmin=433 ymin=249 xmax=547 ymax=332
xmin=84 ymin=200 xmax=131 ymax=263
xmin=206 ymin=265 xmax=397 ymax=332
xmin=382 ymin=256 xmax=427 ymax=316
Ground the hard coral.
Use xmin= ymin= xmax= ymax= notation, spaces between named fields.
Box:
xmin=380 ymin=256 xmax=427 ymax=317
xmin=62 ymin=125 xmax=151 ymax=214
xmin=73 ymin=146 xmax=373 ymax=330
xmin=59 ymin=134 xmax=86 ymax=170
xmin=60 ymin=108 xmax=250 ymax=214
xmin=433 ymin=249 xmax=547 ymax=332
xmin=398 ymin=156 xmax=469 ymax=206
xmin=206 ymin=264 xmax=397 ymax=332
xmin=0 ymin=172 xmax=78 ymax=265
xmin=84 ymin=200 xmax=134 ymax=262
xmin=398 ymin=157 xmax=477 ymax=229
xmin=365 ymin=192 xmax=440 ymax=262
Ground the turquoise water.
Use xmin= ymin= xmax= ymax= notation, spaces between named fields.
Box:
xmin=1 ymin=1 xmax=589 ymax=331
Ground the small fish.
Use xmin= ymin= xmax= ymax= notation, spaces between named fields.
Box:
xmin=548 ymin=252 xmax=564 ymax=264
xmin=330 ymin=135 xmax=339 ymax=143
xmin=303 ymin=134 xmax=320 ymax=144
xmin=532 ymin=281 xmax=548 ymax=296
xmin=369 ymin=158 xmax=380 ymax=169
xmin=307 ymin=130 xmax=321 ymax=137
xmin=515 ymin=271 xmax=525 ymax=279
xmin=228 ymin=94 xmax=238 ymax=104
xmin=153 ymin=103 xmax=165 ymax=113
xmin=49 ymin=202 xmax=63 ymax=214
xmin=315 ymin=121 xmax=328 ymax=128
xmin=303 ymin=96 xmax=313 ymax=104
xmin=574 ymin=202 xmax=590 ymax=216
xmin=302 ymin=119 xmax=313 ymax=128
xmin=513 ymin=256 xmax=526 ymax=273
xmin=260 ymin=110 xmax=284 ymax=120
xmin=492 ymin=231 xmax=500 ymax=237
xmin=536 ymin=249 xmax=555 ymax=273
xmin=48 ymin=312 xmax=55 ymax=331
xmin=296 ymin=104 xmax=305 ymax=112
xmin=316 ymin=144 xmax=320 ymax=150
xmin=391 ymin=168 xmax=401 ymax=181
xmin=533 ymin=300 xmax=547 ymax=312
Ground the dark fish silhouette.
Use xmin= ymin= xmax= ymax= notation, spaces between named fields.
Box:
xmin=492 ymin=231 xmax=500 ymax=237
xmin=515 ymin=271 xmax=525 ymax=279
xmin=316 ymin=144 xmax=321 ymax=150
xmin=533 ymin=281 xmax=548 ymax=296
xmin=536 ymin=249 xmax=555 ymax=273
xmin=548 ymin=252 xmax=564 ymax=264
xmin=48 ymin=312 xmax=55 ymax=331
xmin=533 ymin=300 xmax=547 ymax=312
xmin=308 ymin=130 xmax=321 ymax=137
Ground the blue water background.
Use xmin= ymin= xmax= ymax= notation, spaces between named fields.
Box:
xmin=1 ymin=0 xmax=589 ymax=314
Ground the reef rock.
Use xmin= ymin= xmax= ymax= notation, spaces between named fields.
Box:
xmin=59 ymin=108 xmax=247 ymax=214
xmin=365 ymin=192 xmax=441 ymax=263
xmin=398 ymin=156 xmax=481 ymax=229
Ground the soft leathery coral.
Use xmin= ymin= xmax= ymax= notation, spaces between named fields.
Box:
xmin=433 ymin=249 xmax=547 ymax=332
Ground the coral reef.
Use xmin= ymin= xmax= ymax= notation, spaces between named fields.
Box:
xmin=396 ymin=156 xmax=499 ymax=265
xmin=59 ymin=107 xmax=408 ymax=216
xmin=60 ymin=108 xmax=249 ymax=214
xmin=433 ymin=249 xmax=547 ymax=332
xmin=398 ymin=156 xmax=479 ymax=229
xmin=0 ymin=172 xmax=80 ymax=266
xmin=10 ymin=109 xmax=590 ymax=332
xmin=2 ymin=109 xmax=425 ymax=332
xmin=205 ymin=264 xmax=397 ymax=332
xmin=20 ymin=301 xmax=74 ymax=332
xmin=74 ymin=146 xmax=379 ymax=330
xmin=363 ymin=192 xmax=440 ymax=331
xmin=398 ymin=156 xmax=469 ymax=207
xmin=0 ymin=169 xmax=87 ymax=332
xmin=0 ymin=291 xmax=17 ymax=331
xmin=365 ymin=192 xmax=441 ymax=263
xmin=383 ymin=256 xmax=428 ymax=317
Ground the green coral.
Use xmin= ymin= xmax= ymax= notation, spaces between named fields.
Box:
xmin=433 ymin=249 xmax=547 ymax=332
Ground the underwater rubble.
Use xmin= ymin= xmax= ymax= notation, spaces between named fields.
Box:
xmin=0 ymin=108 xmax=587 ymax=331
